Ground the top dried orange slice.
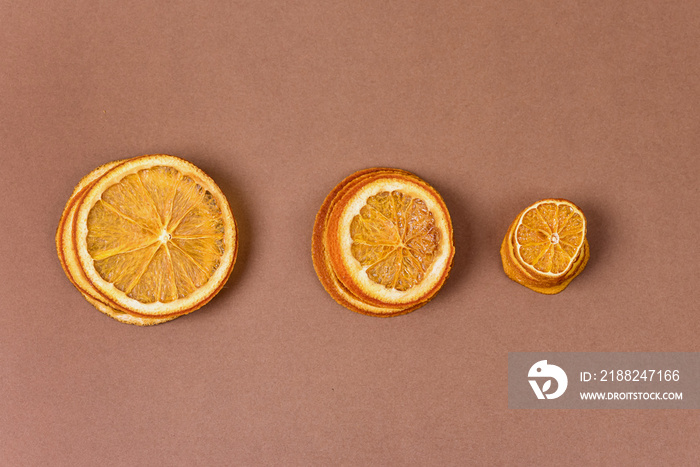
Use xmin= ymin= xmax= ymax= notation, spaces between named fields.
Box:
xmin=323 ymin=169 xmax=454 ymax=311
xmin=72 ymin=155 xmax=237 ymax=317
xmin=501 ymin=198 xmax=589 ymax=294
xmin=313 ymin=169 xmax=421 ymax=316
xmin=513 ymin=199 xmax=586 ymax=278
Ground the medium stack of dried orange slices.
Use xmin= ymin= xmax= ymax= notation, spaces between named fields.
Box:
xmin=56 ymin=155 xmax=237 ymax=325
xmin=500 ymin=198 xmax=589 ymax=294
xmin=312 ymin=168 xmax=455 ymax=317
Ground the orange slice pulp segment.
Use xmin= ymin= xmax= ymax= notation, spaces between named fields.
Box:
xmin=350 ymin=190 xmax=440 ymax=291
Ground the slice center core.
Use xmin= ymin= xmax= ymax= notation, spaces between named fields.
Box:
xmin=159 ymin=229 xmax=172 ymax=243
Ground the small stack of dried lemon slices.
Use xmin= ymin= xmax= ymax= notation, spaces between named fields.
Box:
xmin=313 ymin=168 xmax=455 ymax=317
xmin=56 ymin=155 xmax=237 ymax=325
xmin=500 ymin=199 xmax=589 ymax=294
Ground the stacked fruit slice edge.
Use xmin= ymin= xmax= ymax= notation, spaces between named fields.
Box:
xmin=500 ymin=198 xmax=589 ymax=294
xmin=312 ymin=168 xmax=455 ymax=316
xmin=56 ymin=155 xmax=237 ymax=325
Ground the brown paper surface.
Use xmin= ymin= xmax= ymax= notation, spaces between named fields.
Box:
xmin=2 ymin=1 xmax=699 ymax=464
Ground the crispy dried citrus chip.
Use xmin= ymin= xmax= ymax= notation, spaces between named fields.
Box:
xmin=514 ymin=200 xmax=586 ymax=276
xmin=500 ymin=199 xmax=589 ymax=294
xmin=313 ymin=169 xmax=420 ymax=316
xmin=65 ymin=155 xmax=237 ymax=319
xmin=313 ymin=168 xmax=454 ymax=316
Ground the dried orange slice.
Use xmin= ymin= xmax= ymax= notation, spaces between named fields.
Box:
xmin=500 ymin=199 xmax=589 ymax=294
xmin=313 ymin=168 xmax=454 ymax=316
xmin=313 ymin=169 xmax=419 ymax=316
xmin=58 ymin=155 xmax=237 ymax=323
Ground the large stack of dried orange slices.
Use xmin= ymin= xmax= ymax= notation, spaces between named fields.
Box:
xmin=312 ymin=168 xmax=455 ymax=317
xmin=56 ymin=155 xmax=237 ymax=325
xmin=500 ymin=198 xmax=589 ymax=294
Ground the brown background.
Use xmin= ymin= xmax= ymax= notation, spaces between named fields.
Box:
xmin=2 ymin=1 xmax=699 ymax=465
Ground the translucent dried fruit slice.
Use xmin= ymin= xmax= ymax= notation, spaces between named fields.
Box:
xmin=514 ymin=199 xmax=586 ymax=278
xmin=72 ymin=155 xmax=237 ymax=317
xmin=312 ymin=168 xmax=423 ymax=317
xmin=500 ymin=199 xmax=589 ymax=294
xmin=323 ymin=169 xmax=454 ymax=310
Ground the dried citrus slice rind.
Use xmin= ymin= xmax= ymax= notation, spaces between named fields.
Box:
xmin=500 ymin=198 xmax=588 ymax=294
xmin=79 ymin=287 xmax=179 ymax=326
xmin=58 ymin=155 xmax=237 ymax=322
xmin=313 ymin=168 xmax=454 ymax=316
